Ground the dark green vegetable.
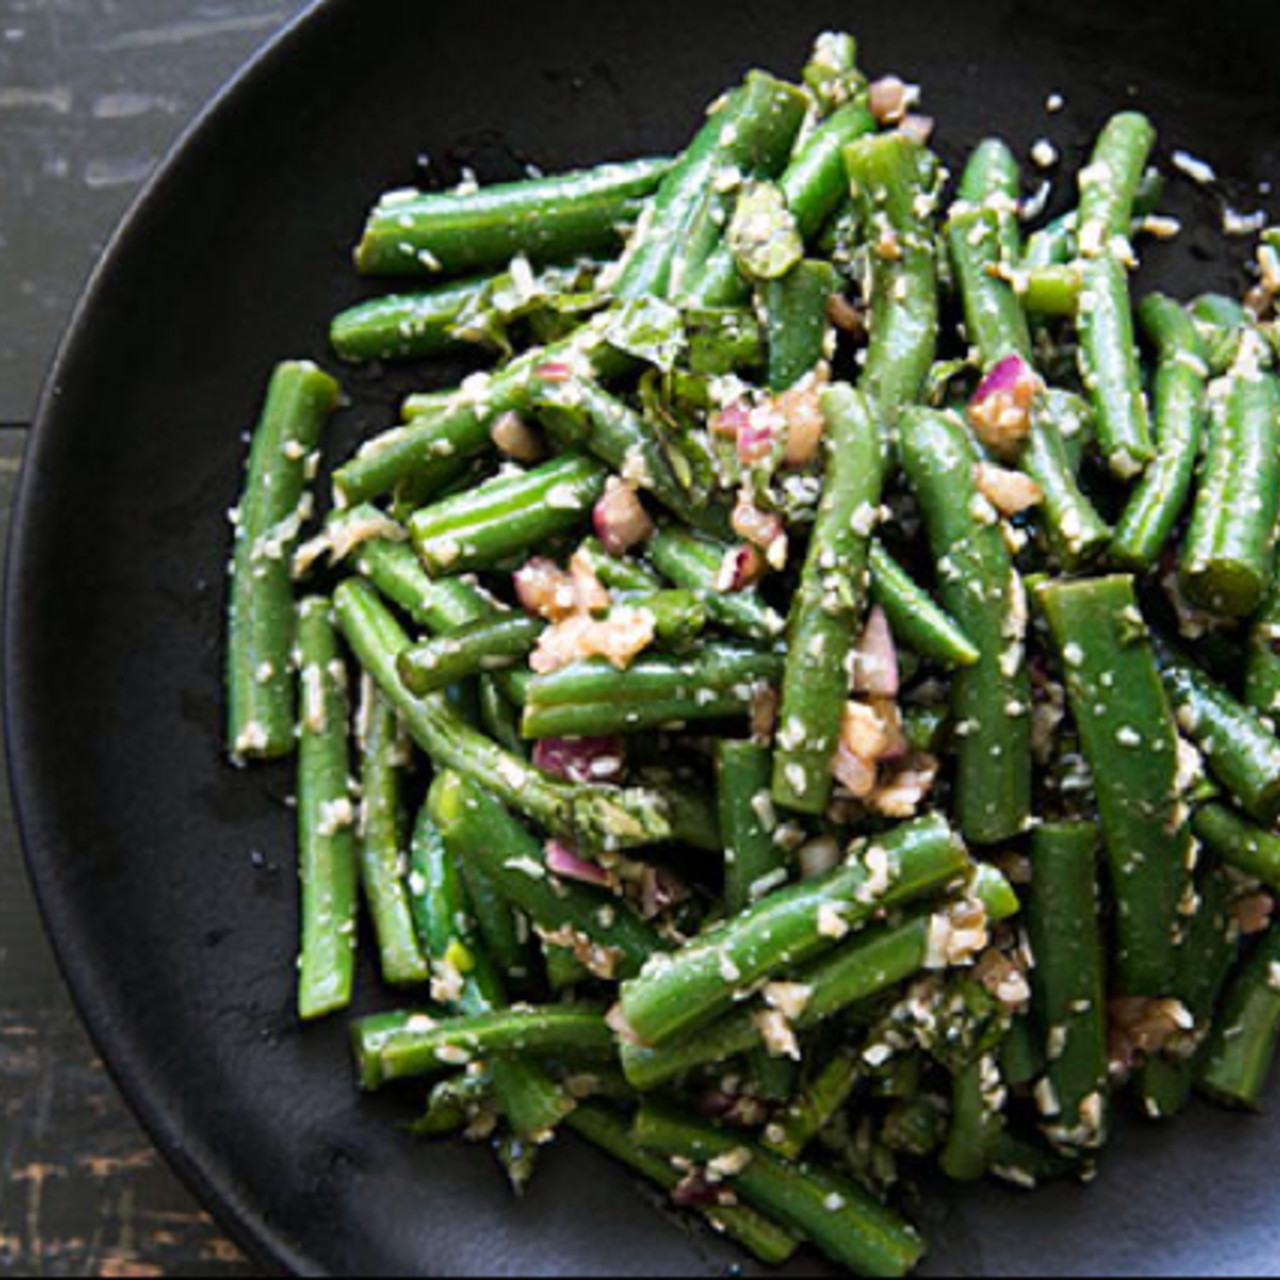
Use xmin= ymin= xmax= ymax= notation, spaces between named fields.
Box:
xmin=619 ymin=814 xmax=969 ymax=1048
xmin=760 ymin=260 xmax=839 ymax=391
xmin=947 ymin=207 xmax=1031 ymax=368
xmin=899 ymin=408 xmax=1031 ymax=845
xmin=939 ymin=1058 xmax=1005 ymax=1184
xmin=773 ymin=385 xmax=885 ymax=814
xmin=1198 ymin=925 xmax=1280 ymax=1111
xmin=1026 ymin=824 xmax=1109 ymax=1153
xmin=1180 ymin=336 xmax=1280 ymax=618
xmin=228 ymin=361 xmax=340 ymax=761
xmin=400 ymin=616 xmax=544 ymax=696
xmin=1194 ymin=805 xmax=1280 ymax=892
xmin=356 ymin=157 xmax=670 ymax=277
xmin=718 ymin=740 xmax=786 ymax=915
xmin=330 ymin=276 xmax=492 ymax=363
xmin=1111 ymin=295 xmax=1210 ymax=570
xmin=845 ymin=133 xmax=940 ymax=425
xmin=764 ymin=1050 xmax=862 ymax=1161
xmin=1037 ymin=577 xmax=1190 ymax=996
xmin=357 ymin=683 xmax=430 ymax=987
xmin=295 ymin=598 xmax=359 ymax=1022
xmin=869 ymin=543 xmax=980 ymax=670
xmin=633 ymin=1102 xmax=927 ymax=1279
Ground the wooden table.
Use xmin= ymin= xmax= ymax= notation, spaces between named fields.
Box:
xmin=1 ymin=4 xmax=310 ymax=1272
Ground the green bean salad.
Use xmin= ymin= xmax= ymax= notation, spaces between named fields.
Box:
xmin=225 ymin=30 xmax=1280 ymax=1277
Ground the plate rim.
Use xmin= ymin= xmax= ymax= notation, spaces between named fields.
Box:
xmin=4 ymin=3 xmax=331 ymax=1273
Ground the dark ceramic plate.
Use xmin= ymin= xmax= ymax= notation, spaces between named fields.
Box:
xmin=8 ymin=0 xmax=1280 ymax=1274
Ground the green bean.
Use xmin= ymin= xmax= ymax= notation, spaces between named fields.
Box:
xmin=1020 ymin=265 xmax=1082 ymax=318
xmin=1001 ymin=1017 xmax=1045 ymax=1092
xmin=614 ymin=73 xmax=807 ymax=302
xmin=334 ymin=579 xmax=674 ymax=851
xmin=1190 ymin=294 xmax=1249 ymax=376
xmin=632 ymin=1102 xmax=926 ymax=1279
xmin=619 ymin=814 xmax=968 ymax=1047
xmin=1026 ymin=824 xmax=1109 ymax=1153
xmin=1246 ymin=584 xmax=1280 ymax=721
xmin=356 ymin=157 xmax=669 ymax=277
xmin=1194 ymin=804 xmax=1280 ymax=892
xmin=1023 ymin=212 xmax=1076 ymax=270
xmin=845 ymin=133 xmax=940 ymax=424
xmin=759 ymin=260 xmax=839 ymax=391
xmin=940 ymin=1058 xmax=1005 ymax=1184
xmin=1198 ymin=924 xmax=1280 ymax=1111
xmin=1180 ymin=335 xmax=1280 ymax=618
xmin=684 ymin=306 xmax=767 ymax=374
xmin=330 ymin=276 xmax=492 ymax=362
xmin=784 ymin=102 xmax=878 ymax=238
xmin=717 ymin=741 xmax=784 ymax=915
xmin=1078 ymin=112 xmax=1157 ymax=250
xmin=576 ymin=538 xmax=664 ymax=594
xmin=410 ymin=453 xmax=605 ymax=576
xmin=764 ymin=1050 xmax=861 ymax=1161
xmin=429 ymin=771 xmax=662 ymax=981
xmin=295 ymin=598 xmax=359 ymax=1021
xmin=333 ymin=320 xmax=631 ymax=506
xmin=989 ymin=1131 xmax=1086 ymax=1191
xmin=802 ymin=31 xmax=863 ymax=113
xmin=531 ymin=379 xmax=730 ymax=537
xmin=868 ymin=543 xmax=980 ymax=670
xmin=357 ymin=682 xmax=430 ymax=987
xmin=1111 ymin=294 xmax=1210 ymax=570
xmin=647 ymin=526 xmax=787 ymax=642
xmin=227 ymin=361 xmax=340 ymax=761
xmin=1024 ymin=395 xmax=1112 ymax=571
xmin=620 ymin=863 xmax=1016 ymax=1090
xmin=478 ymin=675 xmax=527 ymax=756
xmin=1161 ymin=658 xmax=1280 ymax=827
xmin=353 ymin=1005 xmax=616 ymax=1090
xmin=773 ymin=385 xmax=885 ymax=814
xmin=899 ymin=408 xmax=1031 ymax=845
xmin=400 ymin=616 xmax=544 ymax=696
xmin=566 ymin=1104 xmax=800 ymax=1267
xmin=958 ymin=139 xmax=1021 ymax=249
xmin=523 ymin=647 xmax=783 ymax=741
xmin=1138 ymin=865 xmax=1239 ymax=1121
xmin=1078 ymin=255 xmax=1155 ymax=477
xmin=1037 ymin=577 xmax=1190 ymax=995
xmin=947 ymin=207 xmax=1031 ymax=368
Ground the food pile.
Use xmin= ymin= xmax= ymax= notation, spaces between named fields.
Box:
xmin=225 ymin=30 xmax=1280 ymax=1276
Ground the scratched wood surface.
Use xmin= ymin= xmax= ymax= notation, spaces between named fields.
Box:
xmin=0 ymin=2 xmax=312 ymax=1273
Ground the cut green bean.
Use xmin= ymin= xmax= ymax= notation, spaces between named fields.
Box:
xmin=619 ymin=814 xmax=969 ymax=1047
xmin=1197 ymin=924 xmax=1280 ymax=1111
xmin=647 ymin=526 xmax=787 ymax=642
xmin=1026 ymin=824 xmax=1109 ymax=1152
xmin=1247 ymin=583 xmax=1280 ymax=722
xmin=760 ymin=260 xmax=839 ymax=392
xmin=410 ymin=453 xmax=606 ymax=577
xmin=1180 ymin=334 xmax=1280 ymax=618
xmin=773 ymin=385 xmax=885 ymax=814
xmin=1037 ymin=578 xmax=1190 ymax=995
xmin=764 ymin=1050 xmax=861 ymax=1161
xmin=296 ymin=598 xmax=359 ymax=1022
xmin=718 ymin=740 xmax=785 ymax=915
xmin=353 ymin=1005 xmax=615 ymax=1090
xmin=356 ymin=157 xmax=670 ymax=277
xmin=633 ymin=1102 xmax=926 ymax=1279
xmin=334 ymin=579 xmax=675 ymax=851
xmin=1078 ymin=113 xmax=1157 ymax=250
xmin=1194 ymin=804 xmax=1280 ymax=892
xmin=566 ymin=1104 xmax=801 ymax=1267
xmin=1190 ymin=294 xmax=1249 ymax=376
xmin=899 ymin=408 xmax=1031 ymax=845
xmin=357 ymin=681 xmax=430 ymax=987
xmin=400 ymin=616 xmax=544 ymax=696
xmin=1020 ymin=265 xmax=1082 ymax=318
xmin=523 ymin=647 xmax=783 ymax=741
xmin=576 ymin=538 xmax=664 ymax=594
xmin=845 ymin=133 xmax=940 ymax=425
xmin=947 ymin=207 xmax=1031 ymax=368
xmin=940 ymin=1058 xmax=1005 ymax=1184
xmin=1160 ymin=658 xmax=1280 ymax=827
xmin=330 ymin=277 xmax=492 ymax=363
xmin=429 ymin=771 xmax=662 ymax=981
xmin=1111 ymin=294 xmax=1210 ymax=570
xmin=869 ymin=543 xmax=980 ymax=670
xmin=1078 ymin=255 xmax=1155 ymax=476
xmin=228 ymin=361 xmax=340 ymax=761
xmin=614 ymin=74 xmax=808 ymax=302
xmin=1024 ymin=395 xmax=1112 ymax=571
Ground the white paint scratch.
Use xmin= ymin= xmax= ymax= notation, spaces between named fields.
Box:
xmin=0 ymin=87 xmax=73 ymax=114
xmin=92 ymin=92 xmax=181 ymax=120
xmin=102 ymin=11 xmax=288 ymax=52
xmin=83 ymin=156 xmax=157 ymax=189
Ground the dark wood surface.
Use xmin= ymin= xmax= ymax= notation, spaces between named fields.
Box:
xmin=1 ymin=3 xmax=310 ymax=1272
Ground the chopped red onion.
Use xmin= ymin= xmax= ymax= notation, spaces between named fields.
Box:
xmin=732 ymin=500 xmax=785 ymax=552
xmin=852 ymin=606 xmax=900 ymax=698
xmin=715 ymin=544 xmax=767 ymax=594
xmin=868 ymin=75 xmax=909 ymax=125
xmin=533 ymin=737 xmax=627 ymax=785
xmin=514 ymin=558 xmax=574 ymax=620
xmin=545 ymin=840 xmax=613 ymax=889
xmin=710 ymin=401 xmax=751 ymax=439
xmin=593 ymin=478 xmax=655 ymax=556
xmin=973 ymin=354 xmax=1037 ymax=407
xmin=672 ymin=1174 xmax=722 ymax=1209
xmin=968 ymin=355 xmax=1042 ymax=457
xmin=640 ymin=866 xmax=688 ymax=920
xmin=534 ymin=361 xmax=574 ymax=383
xmin=833 ymin=744 xmax=878 ymax=798
xmin=736 ymin=415 xmax=776 ymax=466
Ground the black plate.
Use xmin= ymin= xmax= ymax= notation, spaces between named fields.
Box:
xmin=8 ymin=0 xmax=1280 ymax=1274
